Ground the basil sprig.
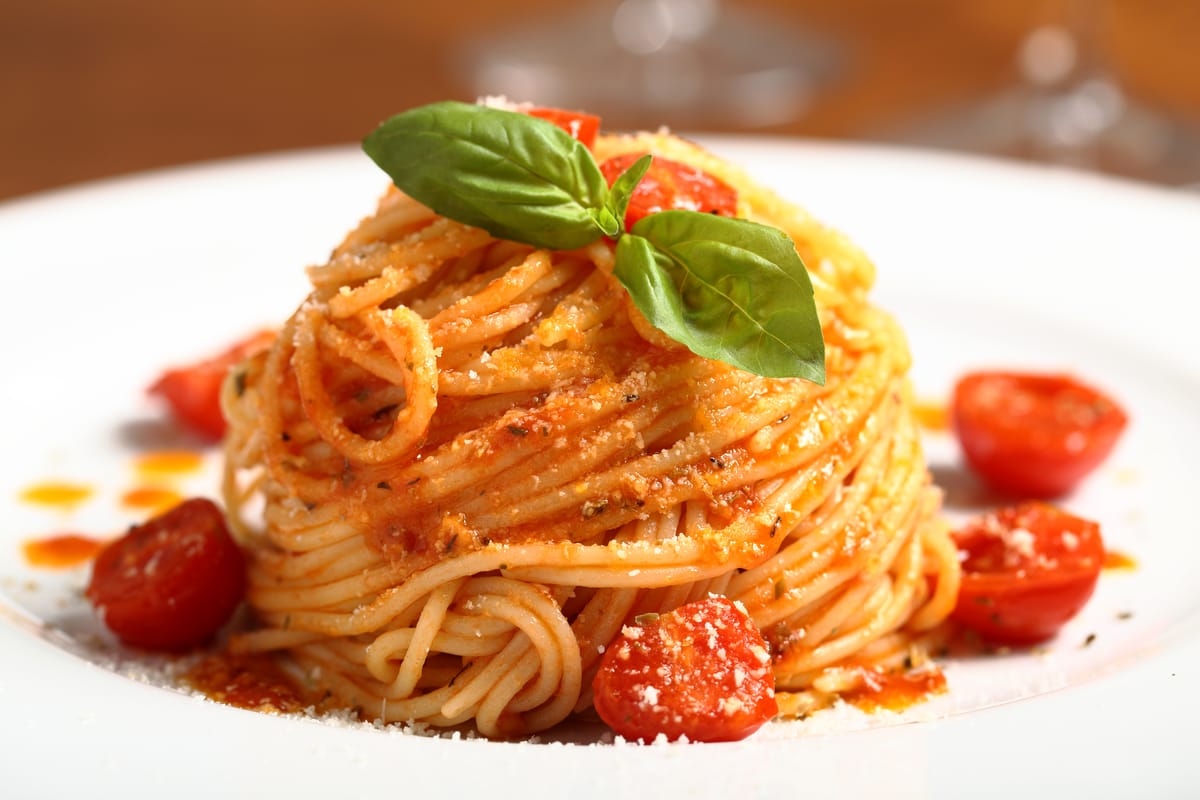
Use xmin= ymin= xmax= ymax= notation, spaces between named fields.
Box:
xmin=362 ymin=101 xmax=825 ymax=383
xmin=617 ymin=213 xmax=825 ymax=382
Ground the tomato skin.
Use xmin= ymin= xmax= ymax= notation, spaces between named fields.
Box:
xmin=592 ymin=596 xmax=777 ymax=743
xmin=952 ymin=371 xmax=1127 ymax=498
xmin=525 ymin=107 xmax=601 ymax=148
xmin=148 ymin=331 xmax=274 ymax=441
xmin=598 ymin=153 xmax=739 ymax=229
xmin=952 ymin=502 xmax=1104 ymax=645
xmin=86 ymin=498 xmax=246 ymax=651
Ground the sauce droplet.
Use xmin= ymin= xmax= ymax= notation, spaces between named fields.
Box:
xmin=121 ymin=486 xmax=183 ymax=512
xmin=844 ymin=665 xmax=948 ymax=713
xmin=22 ymin=534 xmax=106 ymax=568
xmin=182 ymin=653 xmax=306 ymax=714
xmin=912 ymin=398 xmax=949 ymax=432
xmin=19 ymin=481 xmax=93 ymax=510
xmin=1103 ymin=550 xmax=1137 ymax=571
xmin=135 ymin=450 xmax=204 ymax=477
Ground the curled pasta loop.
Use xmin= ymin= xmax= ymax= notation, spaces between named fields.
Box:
xmin=292 ymin=304 xmax=437 ymax=465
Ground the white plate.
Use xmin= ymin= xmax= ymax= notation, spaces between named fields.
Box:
xmin=2 ymin=139 xmax=1199 ymax=798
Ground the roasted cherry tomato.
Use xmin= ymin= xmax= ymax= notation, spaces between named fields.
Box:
xmin=525 ymin=107 xmax=601 ymax=148
xmin=148 ymin=330 xmax=274 ymax=440
xmin=952 ymin=371 xmax=1127 ymax=498
xmin=951 ymin=502 xmax=1104 ymax=645
xmin=598 ymin=152 xmax=738 ymax=229
xmin=86 ymin=498 xmax=246 ymax=651
xmin=592 ymin=595 xmax=777 ymax=743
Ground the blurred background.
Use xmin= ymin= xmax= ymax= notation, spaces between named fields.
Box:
xmin=3 ymin=0 xmax=1199 ymax=201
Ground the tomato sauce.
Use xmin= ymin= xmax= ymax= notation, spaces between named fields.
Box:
xmin=22 ymin=534 xmax=106 ymax=568
xmin=912 ymin=398 xmax=950 ymax=431
xmin=135 ymin=450 xmax=204 ymax=477
xmin=1103 ymin=550 xmax=1137 ymax=571
xmin=121 ymin=486 xmax=183 ymax=511
xmin=19 ymin=481 xmax=93 ymax=510
xmin=843 ymin=665 xmax=948 ymax=713
xmin=182 ymin=653 xmax=307 ymax=714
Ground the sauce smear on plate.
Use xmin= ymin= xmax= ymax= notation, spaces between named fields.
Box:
xmin=183 ymin=653 xmax=306 ymax=714
xmin=22 ymin=534 xmax=106 ymax=568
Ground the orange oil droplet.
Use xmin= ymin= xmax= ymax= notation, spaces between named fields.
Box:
xmin=22 ymin=534 xmax=106 ymax=568
xmin=1103 ymin=550 xmax=1137 ymax=571
xmin=19 ymin=481 xmax=93 ymax=510
xmin=845 ymin=665 xmax=948 ymax=713
xmin=135 ymin=450 xmax=204 ymax=477
xmin=121 ymin=486 xmax=183 ymax=512
xmin=912 ymin=398 xmax=950 ymax=432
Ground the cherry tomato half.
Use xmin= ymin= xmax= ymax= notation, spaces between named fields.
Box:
xmin=598 ymin=152 xmax=738 ymax=229
xmin=86 ymin=498 xmax=246 ymax=651
xmin=592 ymin=596 xmax=777 ymax=743
xmin=148 ymin=330 xmax=274 ymax=441
xmin=952 ymin=371 xmax=1127 ymax=498
xmin=525 ymin=107 xmax=601 ymax=148
xmin=951 ymin=502 xmax=1104 ymax=645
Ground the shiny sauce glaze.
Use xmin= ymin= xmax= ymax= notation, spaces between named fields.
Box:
xmin=21 ymin=534 xmax=107 ymax=568
xmin=121 ymin=486 xmax=183 ymax=511
xmin=843 ymin=665 xmax=948 ymax=713
xmin=182 ymin=653 xmax=308 ymax=714
xmin=19 ymin=481 xmax=93 ymax=510
xmin=1103 ymin=550 xmax=1137 ymax=571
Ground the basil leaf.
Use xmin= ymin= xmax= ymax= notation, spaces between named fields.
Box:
xmin=589 ymin=206 xmax=622 ymax=239
xmin=615 ymin=211 xmax=825 ymax=382
xmin=362 ymin=101 xmax=609 ymax=250
xmin=603 ymin=154 xmax=653 ymax=234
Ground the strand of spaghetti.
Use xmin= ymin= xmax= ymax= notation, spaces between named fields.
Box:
xmin=740 ymin=457 xmax=929 ymax=661
xmin=256 ymin=535 xmax=731 ymax=636
xmin=364 ymin=577 xmax=465 ymax=694
xmin=427 ymin=249 xmax=555 ymax=331
xmin=774 ymin=500 xmax=927 ymax=677
xmin=531 ymin=273 xmax=624 ymax=349
xmin=433 ymin=302 xmax=544 ymax=352
xmin=291 ymin=304 xmax=437 ymax=464
xmin=258 ymin=505 xmax=363 ymax=553
xmin=438 ymin=630 xmax=535 ymax=722
xmin=252 ymin=535 xmax=377 ymax=583
xmin=405 ymin=251 xmax=526 ymax=321
xmin=327 ymin=220 xmax=492 ymax=318
xmin=309 ymin=243 xmax=443 ymax=303
xmin=392 ymin=359 xmax=709 ymax=492
xmin=293 ymin=642 xmax=480 ymax=725
xmin=909 ymin=517 xmax=961 ymax=631
xmin=802 ymin=574 xmax=889 ymax=645
xmin=571 ymin=587 xmax=639 ymax=675
xmin=726 ymin=388 xmax=901 ymax=601
xmin=436 ymin=350 xmax=605 ymax=396
xmin=333 ymin=192 xmax=438 ymax=254
xmin=247 ymin=562 xmax=407 ymax=614
xmin=475 ymin=649 xmax=542 ymax=737
xmin=315 ymin=317 xmax=409 ymax=387
xmin=460 ymin=580 xmax=578 ymax=714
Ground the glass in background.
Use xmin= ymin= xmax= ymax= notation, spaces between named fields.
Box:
xmin=885 ymin=0 xmax=1200 ymax=186
xmin=454 ymin=0 xmax=843 ymax=131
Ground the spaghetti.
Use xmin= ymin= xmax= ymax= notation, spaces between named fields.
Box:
xmin=221 ymin=129 xmax=960 ymax=737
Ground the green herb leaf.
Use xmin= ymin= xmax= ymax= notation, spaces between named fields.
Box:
xmin=362 ymin=101 xmax=609 ymax=250
xmin=362 ymin=102 xmax=826 ymax=383
xmin=589 ymin=206 xmax=622 ymax=239
xmin=602 ymin=154 xmax=653 ymax=234
xmin=615 ymin=211 xmax=826 ymax=382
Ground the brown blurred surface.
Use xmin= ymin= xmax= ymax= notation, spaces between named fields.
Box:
xmin=3 ymin=0 xmax=1198 ymax=200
